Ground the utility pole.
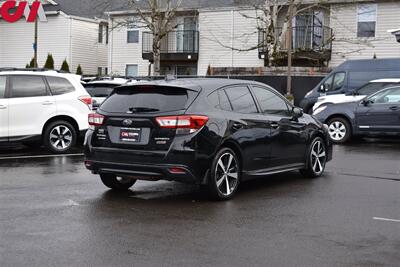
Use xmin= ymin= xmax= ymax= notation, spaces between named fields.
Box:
xmin=34 ymin=19 xmax=38 ymax=68
xmin=286 ymin=0 xmax=294 ymax=98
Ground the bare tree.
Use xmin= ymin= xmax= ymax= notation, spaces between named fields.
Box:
xmin=108 ymin=0 xmax=183 ymax=76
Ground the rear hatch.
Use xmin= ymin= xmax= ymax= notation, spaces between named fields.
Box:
xmin=91 ymin=84 xmax=200 ymax=152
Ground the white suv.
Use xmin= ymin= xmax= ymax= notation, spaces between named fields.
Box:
xmin=0 ymin=69 xmax=92 ymax=153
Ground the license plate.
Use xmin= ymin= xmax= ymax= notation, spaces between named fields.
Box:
xmin=120 ymin=127 xmax=141 ymax=143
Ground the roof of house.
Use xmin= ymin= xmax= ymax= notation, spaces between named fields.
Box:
xmin=42 ymin=0 xmax=253 ymax=19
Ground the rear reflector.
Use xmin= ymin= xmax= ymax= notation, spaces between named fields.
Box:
xmin=168 ymin=167 xmax=187 ymax=174
xmin=156 ymin=115 xmax=208 ymax=133
xmin=88 ymin=113 xmax=105 ymax=126
xmin=79 ymin=95 xmax=93 ymax=109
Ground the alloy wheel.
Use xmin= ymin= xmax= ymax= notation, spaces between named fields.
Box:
xmin=328 ymin=121 xmax=347 ymax=141
xmin=311 ymin=140 xmax=326 ymax=175
xmin=49 ymin=125 xmax=73 ymax=150
xmin=214 ymin=152 xmax=239 ymax=196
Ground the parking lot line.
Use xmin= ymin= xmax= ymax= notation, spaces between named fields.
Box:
xmin=0 ymin=153 xmax=84 ymax=160
xmin=373 ymin=217 xmax=400 ymax=223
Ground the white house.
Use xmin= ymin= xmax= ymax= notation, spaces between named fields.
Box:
xmin=0 ymin=0 xmax=108 ymax=75
xmin=106 ymin=0 xmax=400 ymax=77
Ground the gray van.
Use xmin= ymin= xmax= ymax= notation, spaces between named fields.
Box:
xmin=300 ymin=58 xmax=400 ymax=113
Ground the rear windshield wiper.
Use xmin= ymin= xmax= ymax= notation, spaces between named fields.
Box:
xmin=93 ymin=94 xmax=109 ymax=97
xmin=128 ymin=107 xmax=160 ymax=113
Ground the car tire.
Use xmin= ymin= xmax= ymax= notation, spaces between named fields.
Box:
xmin=300 ymin=137 xmax=328 ymax=178
xmin=99 ymin=173 xmax=137 ymax=191
xmin=208 ymin=147 xmax=241 ymax=200
xmin=327 ymin=117 xmax=351 ymax=143
xmin=43 ymin=120 xmax=77 ymax=154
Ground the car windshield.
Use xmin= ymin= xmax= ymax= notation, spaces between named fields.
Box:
xmin=357 ymin=82 xmax=398 ymax=95
xmin=84 ymin=84 xmax=117 ymax=97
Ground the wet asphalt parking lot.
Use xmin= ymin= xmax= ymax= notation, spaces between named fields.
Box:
xmin=0 ymin=139 xmax=399 ymax=267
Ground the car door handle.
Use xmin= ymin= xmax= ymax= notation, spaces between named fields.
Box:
xmin=42 ymin=101 xmax=54 ymax=105
xmin=389 ymin=106 xmax=399 ymax=111
xmin=232 ymin=123 xmax=244 ymax=130
xmin=0 ymin=105 xmax=6 ymax=109
xmin=270 ymin=122 xmax=279 ymax=129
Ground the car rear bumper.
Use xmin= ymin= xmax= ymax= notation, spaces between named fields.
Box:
xmin=84 ymin=130 xmax=213 ymax=184
xmin=84 ymin=159 xmax=198 ymax=184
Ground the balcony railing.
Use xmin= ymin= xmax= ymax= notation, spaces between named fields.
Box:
xmin=259 ymin=26 xmax=333 ymax=65
xmin=142 ymin=30 xmax=199 ymax=62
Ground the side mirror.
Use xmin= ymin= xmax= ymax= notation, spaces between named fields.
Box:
xmin=361 ymin=99 xmax=371 ymax=106
xmin=292 ymin=107 xmax=304 ymax=119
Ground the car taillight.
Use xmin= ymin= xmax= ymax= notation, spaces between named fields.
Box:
xmin=88 ymin=113 xmax=105 ymax=127
xmin=79 ymin=95 xmax=92 ymax=109
xmin=156 ymin=115 xmax=208 ymax=134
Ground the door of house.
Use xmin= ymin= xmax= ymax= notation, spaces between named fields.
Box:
xmin=294 ymin=11 xmax=324 ymax=50
xmin=176 ymin=17 xmax=197 ymax=52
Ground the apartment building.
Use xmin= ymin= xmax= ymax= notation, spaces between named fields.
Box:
xmin=106 ymin=0 xmax=400 ymax=76
xmin=0 ymin=0 xmax=108 ymax=75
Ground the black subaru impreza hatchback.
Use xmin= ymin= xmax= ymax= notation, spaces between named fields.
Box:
xmin=84 ymin=78 xmax=332 ymax=200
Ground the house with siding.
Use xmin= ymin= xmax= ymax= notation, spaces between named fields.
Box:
xmin=106 ymin=0 xmax=400 ymax=77
xmin=0 ymin=0 xmax=108 ymax=75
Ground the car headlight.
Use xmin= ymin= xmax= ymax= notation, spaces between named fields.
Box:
xmin=313 ymin=105 xmax=327 ymax=115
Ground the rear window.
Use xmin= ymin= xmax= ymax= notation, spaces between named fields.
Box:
xmin=46 ymin=76 xmax=75 ymax=95
xmin=0 ymin=76 xmax=6 ymax=98
xmin=100 ymin=86 xmax=190 ymax=113
xmin=84 ymin=84 xmax=116 ymax=97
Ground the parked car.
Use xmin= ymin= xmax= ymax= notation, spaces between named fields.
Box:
xmin=313 ymin=78 xmax=400 ymax=113
xmin=83 ymin=78 xmax=131 ymax=109
xmin=84 ymin=78 xmax=333 ymax=200
xmin=300 ymin=58 xmax=400 ymax=113
xmin=313 ymin=86 xmax=400 ymax=143
xmin=0 ymin=69 xmax=92 ymax=153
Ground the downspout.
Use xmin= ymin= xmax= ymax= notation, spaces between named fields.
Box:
xmin=109 ymin=15 xmax=113 ymax=74
xmin=68 ymin=17 xmax=72 ymax=71
xmin=231 ymin=10 xmax=234 ymax=69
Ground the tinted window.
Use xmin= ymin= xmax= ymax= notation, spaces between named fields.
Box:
xmin=332 ymin=72 xmax=345 ymax=91
xmin=252 ymin=86 xmax=290 ymax=116
xmin=368 ymin=87 xmax=400 ymax=104
xmin=84 ymin=84 xmax=116 ymax=97
xmin=46 ymin=76 xmax=75 ymax=95
xmin=323 ymin=72 xmax=346 ymax=92
xmin=100 ymin=86 xmax=190 ymax=113
xmin=0 ymin=76 xmax=6 ymax=98
xmin=357 ymin=82 xmax=397 ymax=96
xmin=10 ymin=75 xmax=47 ymax=98
xmin=224 ymin=86 xmax=258 ymax=114
xmin=208 ymin=89 xmax=232 ymax=111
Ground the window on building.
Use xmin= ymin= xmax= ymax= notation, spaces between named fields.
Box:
xmin=126 ymin=64 xmax=138 ymax=77
xmin=127 ymin=24 xmax=139 ymax=43
xmin=357 ymin=4 xmax=377 ymax=38
xmin=98 ymin=67 xmax=102 ymax=76
xmin=10 ymin=75 xmax=47 ymax=98
xmin=98 ymin=24 xmax=103 ymax=43
xmin=105 ymin=25 xmax=109 ymax=44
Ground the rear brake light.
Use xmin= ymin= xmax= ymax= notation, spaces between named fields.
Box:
xmin=88 ymin=113 xmax=105 ymax=126
xmin=156 ymin=115 xmax=208 ymax=134
xmin=79 ymin=95 xmax=92 ymax=109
